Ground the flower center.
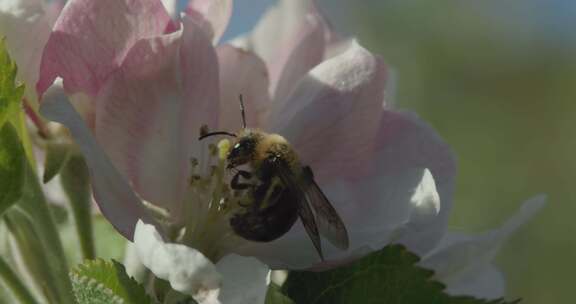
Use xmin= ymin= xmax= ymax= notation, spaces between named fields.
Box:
xmin=179 ymin=139 xmax=249 ymax=262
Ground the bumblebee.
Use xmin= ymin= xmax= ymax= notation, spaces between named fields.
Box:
xmin=200 ymin=97 xmax=349 ymax=259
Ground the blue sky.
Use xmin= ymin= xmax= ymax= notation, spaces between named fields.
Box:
xmin=176 ymin=0 xmax=276 ymax=41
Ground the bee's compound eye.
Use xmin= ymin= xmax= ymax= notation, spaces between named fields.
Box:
xmin=234 ymin=143 xmax=241 ymax=149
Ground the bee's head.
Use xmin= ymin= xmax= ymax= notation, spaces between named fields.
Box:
xmin=199 ymin=94 xmax=259 ymax=169
xmin=227 ymin=134 xmax=258 ymax=169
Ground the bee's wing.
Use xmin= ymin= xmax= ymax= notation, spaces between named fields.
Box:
xmin=301 ymin=166 xmax=350 ymax=250
xmin=273 ymin=160 xmax=324 ymax=260
xmin=273 ymin=159 xmax=350 ymax=259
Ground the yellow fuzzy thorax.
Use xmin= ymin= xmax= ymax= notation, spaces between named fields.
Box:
xmin=238 ymin=129 xmax=300 ymax=171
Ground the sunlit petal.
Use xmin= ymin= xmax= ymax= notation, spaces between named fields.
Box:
xmin=270 ymin=41 xmax=388 ymax=182
xmin=37 ymin=0 xmax=173 ymax=96
xmin=216 ymin=44 xmax=270 ymax=131
xmin=186 ymin=0 xmax=233 ymax=44
xmin=95 ymin=17 xmax=219 ymax=217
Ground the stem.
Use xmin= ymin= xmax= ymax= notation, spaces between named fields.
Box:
xmin=23 ymin=99 xmax=48 ymax=139
xmin=18 ymin=163 xmax=77 ymax=304
xmin=0 ymin=256 xmax=39 ymax=304
xmin=60 ymin=155 xmax=95 ymax=260
xmin=4 ymin=211 xmax=59 ymax=303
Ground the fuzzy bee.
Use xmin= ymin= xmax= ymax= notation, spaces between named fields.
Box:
xmin=199 ymin=97 xmax=349 ymax=260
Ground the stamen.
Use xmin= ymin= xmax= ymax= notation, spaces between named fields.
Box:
xmin=181 ymin=138 xmax=248 ymax=262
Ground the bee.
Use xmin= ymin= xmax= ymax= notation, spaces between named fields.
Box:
xmin=199 ymin=96 xmax=349 ymax=260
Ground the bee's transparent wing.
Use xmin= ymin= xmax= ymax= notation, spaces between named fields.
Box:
xmin=301 ymin=166 xmax=350 ymax=250
xmin=273 ymin=160 xmax=324 ymax=260
xmin=273 ymin=158 xmax=350 ymax=260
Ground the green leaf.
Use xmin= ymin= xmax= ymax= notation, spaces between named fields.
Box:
xmin=0 ymin=123 xmax=25 ymax=215
xmin=0 ymin=38 xmax=25 ymax=130
xmin=283 ymin=244 xmax=519 ymax=304
xmin=70 ymin=259 xmax=154 ymax=304
xmin=266 ymin=283 xmax=294 ymax=304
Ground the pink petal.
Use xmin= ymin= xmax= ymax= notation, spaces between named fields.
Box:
xmin=0 ymin=0 xmax=52 ymax=107
xmin=216 ymin=44 xmax=270 ymax=131
xmin=270 ymin=41 xmax=388 ymax=183
xmin=94 ymin=17 xmax=219 ymax=218
xmin=39 ymin=95 xmax=157 ymax=241
xmin=185 ymin=0 xmax=233 ymax=44
xmin=270 ymin=14 xmax=326 ymax=104
xmin=233 ymin=0 xmax=324 ymax=102
xmin=37 ymin=0 xmax=173 ymax=97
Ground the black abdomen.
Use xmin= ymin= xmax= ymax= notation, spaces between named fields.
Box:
xmin=230 ymin=182 xmax=298 ymax=242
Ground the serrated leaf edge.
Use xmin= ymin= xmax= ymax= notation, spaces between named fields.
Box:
xmin=70 ymin=272 xmax=125 ymax=304
xmin=70 ymin=259 xmax=153 ymax=304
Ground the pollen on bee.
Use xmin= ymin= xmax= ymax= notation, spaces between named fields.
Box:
xmin=217 ymin=139 xmax=231 ymax=160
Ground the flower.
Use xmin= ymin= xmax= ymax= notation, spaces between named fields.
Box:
xmin=36 ymin=0 xmax=544 ymax=302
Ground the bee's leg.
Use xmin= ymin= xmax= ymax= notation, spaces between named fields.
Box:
xmin=231 ymin=170 xmax=254 ymax=190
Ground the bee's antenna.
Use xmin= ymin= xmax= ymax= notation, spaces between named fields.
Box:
xmin=199 ymin=131 xmax=237 ymax=141
xmin=239 ymin=94 xmax=247 ymax=129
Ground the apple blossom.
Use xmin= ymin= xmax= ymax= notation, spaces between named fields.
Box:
xmin=36 ymin=0 xmax=544 ymax=302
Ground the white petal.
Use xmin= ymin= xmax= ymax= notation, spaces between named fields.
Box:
xmin=390 ymin=168 xmax=442 ymax=250
xmin=371 ymin=111 xmax=457 ymax=256
xmin=420 ymin=195 xmax=546 ymax=299
xmin=443 ymin=265 xmax=506 ymax=299
xmin=216 ymin=255 xmax=270 ymax=304
xmin=123 ymin=242 xmax=147 ymax=283
xmin=410 ymin=169 xmax=441 ymax=218
xmin=133 ymin=220 xmax=221 ymax=303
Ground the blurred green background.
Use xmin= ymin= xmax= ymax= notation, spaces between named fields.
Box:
xmin=345 ymin=0 xmax=574 ymax=303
